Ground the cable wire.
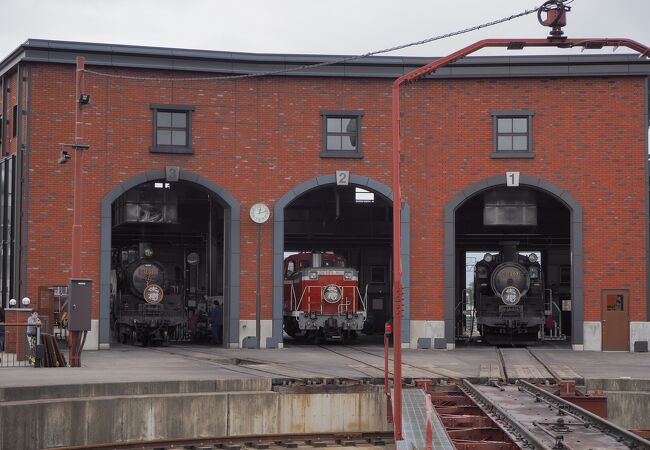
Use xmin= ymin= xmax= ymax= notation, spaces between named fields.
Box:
xmin=83 ymin=4 xmax=542 ymax=82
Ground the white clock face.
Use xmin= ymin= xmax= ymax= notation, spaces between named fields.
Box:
xmin=249 ymin=203 xmax=270 ymax=224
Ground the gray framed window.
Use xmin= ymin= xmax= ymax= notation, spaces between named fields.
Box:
xmin=321 ymin=110 xmax=364 ymax=159
xmin=150 ymin=104 xmax=195 ymax=154
xmin=491 ymin=110 xmax=534 ymax=159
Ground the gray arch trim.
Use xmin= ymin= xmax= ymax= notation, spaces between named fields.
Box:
xmin=443 ymin=175 xmax=584 ymax=345
xmin=272 ymin=174 xmax=410 ymax=347
xmin=99 ymin=169 xmax=240 ymax=346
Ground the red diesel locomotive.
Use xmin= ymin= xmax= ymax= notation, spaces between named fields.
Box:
xmin=283 ymin=252 xmax=368 ymax=342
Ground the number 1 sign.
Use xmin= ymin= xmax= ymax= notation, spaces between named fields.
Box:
xmin=506 ymin=171 xmax=520 ymax=187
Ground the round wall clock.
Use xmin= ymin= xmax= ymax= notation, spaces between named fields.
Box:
xmin=249 ymin=202 xmax=271 ymax=224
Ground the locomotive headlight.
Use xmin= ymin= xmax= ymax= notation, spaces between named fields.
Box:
xmin=344 ymin=271 xmax=353 ymax=280
xmin=484 ymin=253 xmax=494 ymax=263
xmin=528 ymin=253 xmax=538 ymax=263
xmin=501 ymin=286 xmax=521 ymax=306
xmin=323 ymin=284 xmax=342 ymax=303
xmin=309 ymin=271 xmax=318 ymax=280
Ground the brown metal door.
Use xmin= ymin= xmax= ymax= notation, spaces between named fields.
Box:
xmin=601 ymin=290 xmax=629 ymax=351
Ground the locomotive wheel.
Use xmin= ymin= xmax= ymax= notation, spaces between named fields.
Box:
xmin=161 ymin=330 xmax=169 ymax=347
xmin=112 ymin=321 xmax=120 ymax=339
xmin=344 ymin=330 xmax=357 ymax=343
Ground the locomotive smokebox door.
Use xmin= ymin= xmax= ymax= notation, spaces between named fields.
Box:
xmin=68 ymin=278 xmax=92 ymax=331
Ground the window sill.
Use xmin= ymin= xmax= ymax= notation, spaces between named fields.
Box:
xmin=490 ymin=151 xmax=535 ymax=159
xmin=149 ymin=146 xmax=194 ymax=155
xmin=320 ymin=150 xmax=364 ymax=159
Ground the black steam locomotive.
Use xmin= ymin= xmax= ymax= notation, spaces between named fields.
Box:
xmin=111 ymin=243 xmax=200 ymax=346
xmin=474 ymin=242 xmax=545 ymax=344
xmin=110 ymin=181 xmax=222 ymax=346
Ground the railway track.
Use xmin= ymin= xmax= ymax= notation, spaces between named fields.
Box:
xmin=48 ymin=432 xmax=395 ymax=450
xmin=162 ymin=343 xmax=566 ymax=385
xmin=496 ymin=346 xmax=574 ymax=384
xmin=427 ymin=380 xmax=650 ymax=449
xmin=471 ymin=380 xmax=649 ymax=449
xmin=317 ymin=344 xmax=465 ymax=380
xmin=147 ymin=346 xmax=372 ymax=383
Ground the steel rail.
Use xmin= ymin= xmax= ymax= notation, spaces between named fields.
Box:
xmin=324 ymin=344 xmax=462 ymax=380
xmin=46 ymin=431 xmax=394 ymax=450
xmin=496 ymin=347 xmax=509 ymax=382
xmin=149 ymin=345 xmax=369 ymax=384
xmin=517 ymin=380 xmax=650 ymax=449
xmin=532 ymin=421 xmax=584 ymax=450
xmin=460 ymin=379 xmax=554 ymax=450
xmin=524 ymin=347 xmax=565 ymax=383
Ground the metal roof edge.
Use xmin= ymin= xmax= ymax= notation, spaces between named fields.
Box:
xmin=2 ymin=38 xmax=650 ymax=79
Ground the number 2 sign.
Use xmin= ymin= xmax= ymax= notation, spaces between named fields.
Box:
xmin=336 ymin=170 xmax=350 ymax=186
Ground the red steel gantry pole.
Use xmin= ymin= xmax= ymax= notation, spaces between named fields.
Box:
xmin=72 ymin=56 xmax=85 ymax=279
xmin=69 ymin=56 xmax=85 ymax=367
xmin=390 ymin=36 xmax=649 ymax=440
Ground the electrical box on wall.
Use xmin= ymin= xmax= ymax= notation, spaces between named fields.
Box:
xmin=68 ymin=278 xmax=92 ymax=331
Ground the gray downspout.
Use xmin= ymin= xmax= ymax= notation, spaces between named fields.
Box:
xmin=0 ymin=74 xmax=4 ymax=307
xmin=645 ymin=76 xmax=649 ymax=322
xmin=1 ymin=74 xmax=6 ymax=157
xmin=12 ymin=64 xmax=23 ymax=301
xmin=21 ymin=67 xmax=31 ymax=297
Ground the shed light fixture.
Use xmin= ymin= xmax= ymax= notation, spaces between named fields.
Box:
xmin=78 ymin=94 xmax=90 ymax=105
xmin=57 ymin=143 xmax=90 ymax=164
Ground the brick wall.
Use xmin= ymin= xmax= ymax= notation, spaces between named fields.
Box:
xmin=400 ymin=77 xmax=647 ymax=321
xmin=21 ymin=63 xmax=648 ymax=323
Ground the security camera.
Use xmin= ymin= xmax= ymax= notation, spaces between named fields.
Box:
xmin=58 ymin=150 xmax=71 ymax=164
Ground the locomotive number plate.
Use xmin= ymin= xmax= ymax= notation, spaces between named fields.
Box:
xmin=499 ymin=305 xmax=522 ymax=317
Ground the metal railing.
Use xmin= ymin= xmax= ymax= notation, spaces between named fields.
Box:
xmin=542 ymin=289 xmax=566 ymax=341
xmin=424 ymin=393 xmax=433 ymax=450
xmin=0 ymin=322 xmax=41 ymax=368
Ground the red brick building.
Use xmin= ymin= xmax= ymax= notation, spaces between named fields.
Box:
xmin=0 ymin=39 xmax=648 ymax=351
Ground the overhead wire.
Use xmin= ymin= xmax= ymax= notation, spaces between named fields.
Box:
xmin=82 ymin=4 xmax=544 ymax=82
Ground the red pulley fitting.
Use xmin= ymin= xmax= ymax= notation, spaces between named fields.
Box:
xmin=538 ymin=0 xmax=571 ymax=38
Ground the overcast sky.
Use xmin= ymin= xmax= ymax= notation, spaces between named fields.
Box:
xmin=1 ymin=0 xmax=649 ymax=60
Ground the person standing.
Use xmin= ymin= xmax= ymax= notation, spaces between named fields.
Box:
xmin=26 ymin=310 xmax=42 ymax=359
xmin=210 ymin=300 xmax=223 ymax=345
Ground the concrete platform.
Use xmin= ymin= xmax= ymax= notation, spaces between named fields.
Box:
xmin=1 ymin=342 xmax=649 ymax=450
xmin=0 ymin=342 xmax=648 ymax=388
